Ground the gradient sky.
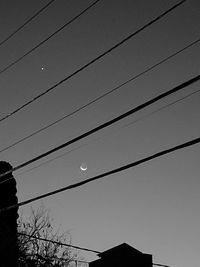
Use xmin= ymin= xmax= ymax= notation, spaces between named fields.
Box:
xmin=0 ymin=0 xmax=199 ymax=266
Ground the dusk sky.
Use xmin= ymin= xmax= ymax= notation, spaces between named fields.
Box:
xmin=0 ymin=0 xmax=199 ymax=266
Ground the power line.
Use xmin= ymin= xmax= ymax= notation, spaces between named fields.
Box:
xmin=0 ymin=0 xmax=101 ymax=77
xmin=153 ymin=264 xmax=171 ymax=267
xmin=19 ymin=234 xmax=172 ymax=267
xmin=15 ymin=87 xmax=200 ymax=179
xmin=0 ymin=73 xmax=199 ymax=183
xmin=0 ymin=0 xmax=57 ymax=47
xmin=0 ymin=0 xmax=187 ymax=123
xmin=0 ymin=36 xmax=199 ymax=154
xmin=1 ymin=135 xmax=200 ymax=213
xmin=18 ymin=232 xmax=100 ymax=254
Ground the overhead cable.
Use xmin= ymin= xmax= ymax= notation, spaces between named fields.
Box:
xmin=1 ymin=135 xmax=200 ymax=212
xmin=0 ymin=0 xmax=101 ymax=77
xmin=0 ymin=0 xmax=57 ymax=47
xmin=0 ymin=74 xmax=199 ymax=183
xmin=0 ymin=36 xmax=199 ymax=154
xmin=0 ymin=0 xmax=187 ymax=123
xmin=18 ymin=232 xmax=100 ymax=254
xmin=19 ymin=234 xmax=172 ymax=267
xmin=153 ymin=264 xmax=172 ymax=267
xmin=15 ymin=87 xmax=200 ymax=178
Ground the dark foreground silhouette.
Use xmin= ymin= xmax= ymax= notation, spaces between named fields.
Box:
xmin=0 ymin=161 xmax=18 ymax=266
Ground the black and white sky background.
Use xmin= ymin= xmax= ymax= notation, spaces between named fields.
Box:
xmin=0 ymin=0 xmax=199 ymax=266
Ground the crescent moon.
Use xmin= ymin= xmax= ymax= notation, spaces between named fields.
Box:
xmin=80 ymin=164 xmax=87 ymax=171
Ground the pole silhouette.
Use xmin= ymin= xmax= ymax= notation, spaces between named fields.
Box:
xmin=0 ymin=161 xmax=18 ymax=266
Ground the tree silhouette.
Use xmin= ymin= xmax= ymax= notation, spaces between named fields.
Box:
xmin=18 ymin=205 xmax=77 ymax=266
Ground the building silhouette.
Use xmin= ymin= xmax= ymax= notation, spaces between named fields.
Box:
xmin=89 ymin=243 xmax=152 ymax=267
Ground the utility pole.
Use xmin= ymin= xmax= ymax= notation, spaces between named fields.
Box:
xmin=0 ymin=161 xmax=18 ymax=266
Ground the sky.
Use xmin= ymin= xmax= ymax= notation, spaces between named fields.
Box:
xmin=0 ymin=0 xmax=199 ymax=266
